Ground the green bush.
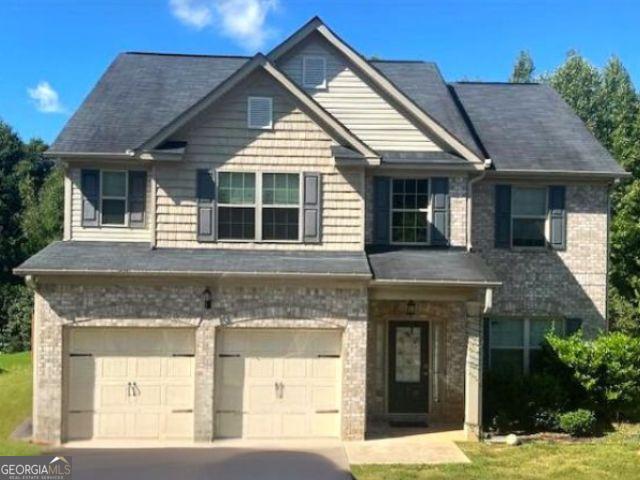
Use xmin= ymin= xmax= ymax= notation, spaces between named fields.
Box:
xmin=558 ymin=409 xmax=597 ymax=437
xmin=0 ymin=284 xmax=32 ymax=353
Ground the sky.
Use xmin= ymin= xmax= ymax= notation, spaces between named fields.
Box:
xmin=2 ymin=0 xmax=640 ymax=144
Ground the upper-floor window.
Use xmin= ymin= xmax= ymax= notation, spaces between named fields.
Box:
xmin=512 ymin=187 xmax=547 ymax=247
xmin=303 ymin=56 xmax=327 ymax=89
xmin=218 ymin=172 xmax=256 ymax=240
xmin=391 ymin=178 xmax=430 ymax=244
xmin=247 ymin=96 xmax=272 ymax=129
xmin=101 ymin=171 xmax=127 ymax=225
xmin=262 ymin=173 xmax=300 ymax=240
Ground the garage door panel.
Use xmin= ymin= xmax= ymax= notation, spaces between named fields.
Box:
xmin=135 ymin=384 xmax=162 ymax=406
xmin=283 ymin=358 xmax=307 ymax=378
xmin=281 ymin=413 xmax=308 ymax=437
xmin=246 ymin=357 xmax=275 ymax=377
xmin=131 ymin=413 xmax=161 ymax=438
xmin=312 ymin=385 xmax=338 ymax=409
xmin=312 ymin=413 xmax=340 ymax=437
xmin=248 ymin=385 xmax=277 ymax=411
xmin=246 ymin=414 xmax=275 ymax=437
xmin=312 ymin=358 xmax=339 ymax=378
xmin=165 ymin=413 xmax=194 ymax=439
xmin=134 ymin=358 xmax=163 ymax=377
xmin=98 ymin=413 xmax=127 ymax=437
xmin=165 ymin=384 xmax=193 ymax=407
xmin=166 ymin=357 xmax=194 ymax=377
xmin=99 ymin=357 xmax=129 ymax=378
xmin=99 ymin=384 xmax=129 ymax=407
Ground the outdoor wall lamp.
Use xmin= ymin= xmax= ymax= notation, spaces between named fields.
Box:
xmin=406 ymin=300 xmax=416 ymax=316
xmin=203 ymin=288 xmax=212 ymax=310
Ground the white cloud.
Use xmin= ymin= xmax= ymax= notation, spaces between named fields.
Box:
xmin=27 ymin=81 xmax=65 ymax=114
xmin=169 ymin=0 xmax=278 ymax=50
xmin=169 ymin=0 xmax=213 ymax=29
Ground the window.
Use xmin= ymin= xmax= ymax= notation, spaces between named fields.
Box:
xmin=262 ymin=173 xmax=300 ymax=240
xmin=391 ymin=178 xmax=430 ymax=244
xmin=512 ymin=187 xmax=547 ymax=247
xmin=247 ymin=96 xmax=272 ymax=129
xmin=303 ymin=56 xmax=327 ymax=89
xmin=217 ymin=172 xmax=256 ymax=240
xmin=101 ymin=171 xmax=127 ymax=225
xmin=489 ymin=317 xmax=564 ymax=374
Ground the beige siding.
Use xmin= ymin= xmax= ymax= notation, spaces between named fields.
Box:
xmin=69 ymin=167 xmax=151 ymax=242
xmin=277 ymin=33 xmax=441 ymax=152
xmin=155 ymin=70 xmax=364 ymax=251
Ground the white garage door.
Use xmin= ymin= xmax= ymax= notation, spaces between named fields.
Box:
xmin=215 ymin=329 xmax=342 ymax=439
xmin=65 ymin=328 xmax=195 ymax=441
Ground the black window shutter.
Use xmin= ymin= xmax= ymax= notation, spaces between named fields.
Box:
xmin=81 ymin=169 xmax=100 ymax=227
xmin=303 ymin=172 xmax=322 ymax=243
xmin=373 ymin=176 xmax=390 ymax=245
xmin=431 ymin=177 xmax=450 ymax=246
xmin=565 ymin=317 xmax=582 ymax=336
xmin=494 ymin=184 xmax=512 ymax=248
xmin=549 ymin=186 xmax=566 ymax=250
xmin=196 ymin=169 xmax=216 ymax=242
xmin=128 ymin=171 xmax=147 ymax=229
xmin=483 ymin=317 xmax=491 ymax=371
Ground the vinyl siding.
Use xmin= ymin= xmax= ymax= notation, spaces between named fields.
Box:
xmin=277 ymin=33 xmax=441 ymax=152
xmin=69 ymin=166 xmax=151 ymax=242
xmin=155 ymin=69 xmax=364 ymax=251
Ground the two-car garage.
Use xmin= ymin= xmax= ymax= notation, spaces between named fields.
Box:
xmin=63 ymin=327 xmax=342 ymax=442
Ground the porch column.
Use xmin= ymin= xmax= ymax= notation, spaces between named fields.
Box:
xmin=464 ymin=301 xmax=483 ymax=441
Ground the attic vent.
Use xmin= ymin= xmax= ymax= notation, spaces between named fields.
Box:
xmin=303 ymin=56 xmax=326 ymax=89
xmin=247 ymin=96 xmax=273 ymax=129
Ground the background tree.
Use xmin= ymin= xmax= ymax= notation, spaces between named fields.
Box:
xmin=509 ymin=50 xmax=535 ymax=83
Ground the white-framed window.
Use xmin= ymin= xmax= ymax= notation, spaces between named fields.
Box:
xmin=488 ymin=317 xmax=564 ymax=374
xmin=247 ymin=96 xmax=273 ymax=129
xmin=390 ymin=178 xmax=430 ymax=244
xmin=100 ymin=170 xmax=128 ymax=226
xmin=511 ymin=186 xmax=547 ymax=247
xmin=217 ymin=171 xmax=302 ymax=242
xmin=302 ymin=55 xmax=327 ymax=89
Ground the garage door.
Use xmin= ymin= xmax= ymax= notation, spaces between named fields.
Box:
xmin=215 ymin=329 xmax=342 ymax=439
xmin=65 ymin=328 xmax=195 ymax=441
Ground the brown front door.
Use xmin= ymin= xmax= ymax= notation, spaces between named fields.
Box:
xmin=388 ymin=321 xmax=429 ymax=414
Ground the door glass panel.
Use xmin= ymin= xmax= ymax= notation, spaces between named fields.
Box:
xmin=395 ymin=327 xmax=421 ymax=383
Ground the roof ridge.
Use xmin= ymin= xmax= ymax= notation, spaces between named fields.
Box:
xmin=369 ymin=59 xmax=432 ymax=64
xmin=124 ymin=51 xmax=252 ymax=59
xmin=453 ymin=81 xmax=541 ymax=85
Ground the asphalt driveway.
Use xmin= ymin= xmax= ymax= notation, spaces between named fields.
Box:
xmin=56 ymin=443 xmax=351 ymax=480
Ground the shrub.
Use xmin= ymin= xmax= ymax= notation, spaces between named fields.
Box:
xmin=558 ymin=409 xmax=597 ymax=437
xmin=0 ymin=284 xmax=32 ymax=353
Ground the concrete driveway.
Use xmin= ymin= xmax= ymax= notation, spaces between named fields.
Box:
xmin=55 ymin=441 xmax=351 ymax=480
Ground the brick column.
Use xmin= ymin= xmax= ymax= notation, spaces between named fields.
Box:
xmin=341 ymin=315 xmax=368 ymax=441
xmin=464 ymin=301 xmax=483 ymax=441
xmin=194 ymin=322 xmax=216 ymax=441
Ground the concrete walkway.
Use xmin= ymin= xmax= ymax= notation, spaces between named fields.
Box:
xmin=56 ymin=440 xmax=351 ymax=480
xmin=345 ymin=429 xmax=471 ymax=465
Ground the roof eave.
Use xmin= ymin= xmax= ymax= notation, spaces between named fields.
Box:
xmin=370 ymin=278 xmax=501 ymax=288
xmin=488 ymin=168 xmax=631 ymax=180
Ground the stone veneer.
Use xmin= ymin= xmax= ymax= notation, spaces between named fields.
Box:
xmin=473 ymin=181 xmax=609 ymax=335
xmin=32 ymin=280 xmax=368 ymax=444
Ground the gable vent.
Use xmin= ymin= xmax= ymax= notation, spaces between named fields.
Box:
xmin=247 ymin=96 xmax=273 ymax=129
xmin=303 ymin=56 xmax=327 ymax=89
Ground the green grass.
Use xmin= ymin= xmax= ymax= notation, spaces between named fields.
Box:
xmin=0 ymin=352 xmax=41 ymax=455
xmin=352 ymin=425 xmax=640 ymax=480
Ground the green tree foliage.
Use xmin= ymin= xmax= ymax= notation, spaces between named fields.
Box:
xmin=509 ymin=50 xmax=535 ymax=83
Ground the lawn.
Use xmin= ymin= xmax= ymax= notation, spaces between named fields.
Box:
xmin=0 ymin=351 xmax=41 ymax=455
xmin=352 ymin=425 xmax=640 ymax=480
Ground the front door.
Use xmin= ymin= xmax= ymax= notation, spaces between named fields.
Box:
xmin=388 ymin=322 xmax=429 ymax=414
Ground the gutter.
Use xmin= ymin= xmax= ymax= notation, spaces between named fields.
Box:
xmin=486 ymin=168 xmax=631 ymax=180
xmin=370 ymin=278 xmax=502 ymax=288
xmin=466 ymin=158 xmax=493 ymax=252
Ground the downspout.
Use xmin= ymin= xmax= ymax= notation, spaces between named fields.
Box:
xmin=466 ymin=158 xmax=493 ymax=252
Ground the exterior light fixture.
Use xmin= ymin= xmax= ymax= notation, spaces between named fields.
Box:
xmin=406 ymin=300 xmax=416 ymax=316
xmin=203 ymin=288 xmax=212 ymax=310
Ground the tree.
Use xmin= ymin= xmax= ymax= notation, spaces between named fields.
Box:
xmin=510 ymin=50 xmax=535 ymax=83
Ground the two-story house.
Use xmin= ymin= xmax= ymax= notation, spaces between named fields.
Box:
xmin=16 ymin=17 xmax=626 ymax=445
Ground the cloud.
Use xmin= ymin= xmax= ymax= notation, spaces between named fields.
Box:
xmin=169 ymin=0 xmax=278 ymax=50
xmin=169 ymin=0 xmax=213 ymax=29
xmin=27 ymin=81 xmax=66 ymax=114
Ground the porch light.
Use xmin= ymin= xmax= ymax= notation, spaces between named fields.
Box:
xmin=203 ymin=288 xmax=212 ymax=310
xmin=406 ymin=300 xmax=416 ymax=316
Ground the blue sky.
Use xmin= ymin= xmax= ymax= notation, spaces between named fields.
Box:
xmin=3 ymin=0 xmax=640 ymax=144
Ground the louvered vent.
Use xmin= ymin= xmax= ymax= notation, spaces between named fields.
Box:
xmin=303 ymin=56 xmax=326 ymax=89
xmin=247 ymin=96 xmax=272 ymax=129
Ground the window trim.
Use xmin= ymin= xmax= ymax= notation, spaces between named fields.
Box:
xmin=215 ymin=170 xmax=303 ymax=243
xmin=302 ymin=55 xmax=327 ymax=89
xmin=99 ymin=170 xmax=129 ymax=227
xmin=247 ymin=96 xmax=273 ymax=130
xmin=389 ymin=177 xmax=432 ymax=246
xmin=510 ymin=186 xmax=548 ymax=249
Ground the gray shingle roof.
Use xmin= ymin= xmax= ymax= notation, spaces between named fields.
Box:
xmin=379 ymin=150 xmax=469 ymax=165
xmin=451 ymin=82 xmax=626 ymax=174
xmin=14 ymin=241 xmax=372 ymax=278
xmin=371 ymin=61 xmax=485 ymax=159
xmin=367 ymin=248 xmax=500 ymax=286
xmin=50 ymin=53 xmax=249 ymax=154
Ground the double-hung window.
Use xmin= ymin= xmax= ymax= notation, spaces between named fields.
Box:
xmin=391 ymin=178 xmax=430 ymax=244
xmin=217 ymin=172 xmax=256 ymax=240
xmin=101 ymin=171 xmax=127 ymax=226
xmin=512 ymin=187 xmax=547 ymax=247
xmin=262 ymin=173 xmax=300 ymax=241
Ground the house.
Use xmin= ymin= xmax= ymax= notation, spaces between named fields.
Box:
xmin=15 ymin=17 xmax=627 ymax=446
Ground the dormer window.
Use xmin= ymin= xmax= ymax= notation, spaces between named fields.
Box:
xmin=302 ymin=56 xmax=326 ymax=89
xmin=247 ymin=96 xmax=272 ymax=129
